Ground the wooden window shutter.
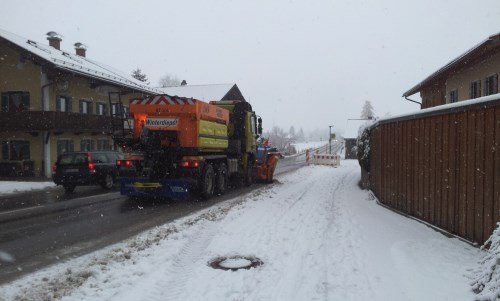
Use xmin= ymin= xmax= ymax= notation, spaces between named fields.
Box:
xmin=79 ymin=100 xmax=84 ymax=113
xmin=56 ymin=97 xmax=61 ymax=111
xmin=494 ymin=74 xmax=499 ymax=94
xmin=21 ymin=92 xmax=30 ymax=110
xmin=484 ymin=78 xmax=489 ymax=96
xmin=1 ymin=141 xmax=8 ymax=160
xmin=1 ymin=94 xmax=9 ymax=112
xmin=67 ymin=98 xmax=72 ymax=112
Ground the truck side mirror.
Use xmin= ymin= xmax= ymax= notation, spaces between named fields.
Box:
xmin=258 ymin=117 xmax=263 ymax=135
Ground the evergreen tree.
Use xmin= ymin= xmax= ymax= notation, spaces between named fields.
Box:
xmin=131 ymin=68 xmax=149 ymax=83
xmin=361 ymin=101 xmax=375 ymax=119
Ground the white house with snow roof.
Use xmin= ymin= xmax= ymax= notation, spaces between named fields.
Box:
xmin=0 ymin=28 xmax=159 ymax=178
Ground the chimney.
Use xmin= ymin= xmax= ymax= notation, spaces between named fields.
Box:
xmin=46 ymin=31 xmax=62 ymax=50
xmin=181 ymin=80 xmax=187 ymax=86
xmin=74 ymin=42 xmax=87 ymax=57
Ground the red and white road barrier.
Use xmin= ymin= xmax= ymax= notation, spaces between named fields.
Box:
xmin=312 ymin=154 xmax=340 ymax=167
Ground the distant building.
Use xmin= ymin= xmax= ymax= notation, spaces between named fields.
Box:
xmin=403 ymin=32 xmax=499 ymax=109
xmin=344 ymin=119 xmax=371 ymax=159
xmin=159 ymin=83 xmax=245 ymax=102
xmin=0 ymin=29 xmax=160 ymax=177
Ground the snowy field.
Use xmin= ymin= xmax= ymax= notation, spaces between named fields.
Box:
xmin=0 ymin=161 xmax=481 ymax=301
xmin=292 ymin=141 xmax=328 ymax=153
xmin=0 ymin=181 xmax=55 ymax=195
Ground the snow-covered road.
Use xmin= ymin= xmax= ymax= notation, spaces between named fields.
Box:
xmin=1 ymin=160 xmax=480 ymax=301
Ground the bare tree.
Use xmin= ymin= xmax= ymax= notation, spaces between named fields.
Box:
xmin=361 ymin=101 xmax=374 ymax=119
xmin=158 ymin=74 xmax=181 ymax=87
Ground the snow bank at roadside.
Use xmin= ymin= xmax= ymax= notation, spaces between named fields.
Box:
xmin=291 ymin=141 xmax=327 ymax=153
xmin=0 ymin=181 xmax=55 ymax=195
xmin=470 ymin=223 xmax=500 ymax=300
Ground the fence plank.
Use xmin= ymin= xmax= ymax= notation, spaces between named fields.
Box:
xmin=447 ymin=114 xmax=457 ymax=234
xmin=457 ymin=112 xmax=468 ymax=238
xmin=466 ymin=111 xmax=476 ymax=241
xmin=429 ymin=116 xmax=436 ymax=224
xmin=435 ymin=116 xmax=443 ymax=227
xmin=494 ymin=108 xmax=500 ymax=232
xmin=483 ymin=109 xmax=495 ymax=242
xmin=475 ymin=110 xmax=485 ymax=243
xmin=441 ymin=114 xmax=449 ymax=229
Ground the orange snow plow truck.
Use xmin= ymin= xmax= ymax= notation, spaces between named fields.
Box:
xmin=117 ymin=95 xmax=279 ymax=199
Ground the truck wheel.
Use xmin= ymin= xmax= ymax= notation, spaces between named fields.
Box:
xmin=244 ymin=158 xmax=254 ymax=186
xmin=63 ymin=184 xmax=76 ymax=193
xmin=215 ymin=163 xmax=228 ymax=195
xmin=199 ymin=164 xmax=215 ymax=199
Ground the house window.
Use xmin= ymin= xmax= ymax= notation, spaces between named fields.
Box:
xmin=80 ymin=139 xmax=95 ymax=151
xmin=57 ymin=139 xmax=74 ymax=156
xmin=97 ymin=139 xmax=110 ymax=150
xmin=79 ymin=100 xmax=93 ymax=114
xmin=122 ymin=106 xmax=129 ymax=118
xmin=96 ymin=103 xmax=107 ymax=116
xmin=56 ymin=96 xmax=72 ymax=112
xmin=110 ymin=103 xmax=119 ymax=117
xmin=1 ymin=141 xmax=30 ymax=161
xmin=1 ymin=92 xmax=30 ymax=112
xmin=449 ymin=90 xmax=458 ymax=103
xmin=470 ymin=80 xmax=481 ymax=99
xmin=484 ymin=74 xmax=498 ymax=96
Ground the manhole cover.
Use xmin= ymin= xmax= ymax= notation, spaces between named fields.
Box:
xmin=209 ymin=256 xmax=263 ymax=271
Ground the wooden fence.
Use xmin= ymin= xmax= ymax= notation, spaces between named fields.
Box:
xmin=369 ymin=96 xmax=500 ymax=244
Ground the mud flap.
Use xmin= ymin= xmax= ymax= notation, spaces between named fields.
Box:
xmin=120 ymin=177 xmax=190 ymax=199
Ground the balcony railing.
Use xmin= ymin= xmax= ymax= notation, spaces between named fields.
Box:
xmin=0 ymin=111 xmax=114 ymax=132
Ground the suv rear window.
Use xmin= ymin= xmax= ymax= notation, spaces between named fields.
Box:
xmin=59 ymin=153 xmax=88 ymax=165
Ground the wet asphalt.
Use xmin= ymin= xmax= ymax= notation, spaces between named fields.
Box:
xmin=0 ymin=144 xmax=336 ymax=284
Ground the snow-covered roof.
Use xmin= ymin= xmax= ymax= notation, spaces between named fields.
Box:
xmin=0 ymin=28 xmax=162 ymax=95
xmin=158 ymin=83 xmax=244 ymax=102
xmin=403 ymin=32 xmax=500 ymax=97
xmin=372 ymin=93 xmax=500 ymax=128
xmin=344 ymin=119 xmax=371 ymax=139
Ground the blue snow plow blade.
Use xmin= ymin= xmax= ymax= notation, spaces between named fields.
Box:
xmin=120 ymin=177 xmax=191 ymax=199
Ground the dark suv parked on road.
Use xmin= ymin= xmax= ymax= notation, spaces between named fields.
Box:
xmin=52 ymin=151 xmax=124 ymax=193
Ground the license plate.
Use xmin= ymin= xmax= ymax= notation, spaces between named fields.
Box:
xmin=65 ymin=168 xmax=79 ymax=172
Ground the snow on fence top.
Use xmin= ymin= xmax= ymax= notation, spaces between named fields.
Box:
xmin=0 ymin=28 xmax=162 ymax=95
xmin=371 ymin=93 xmax=500 ymax=129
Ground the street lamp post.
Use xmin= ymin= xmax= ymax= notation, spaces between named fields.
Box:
xmin=329 ymin=125 xmax=334 ymax=154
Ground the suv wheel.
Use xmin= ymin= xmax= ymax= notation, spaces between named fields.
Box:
xmin=101 ymin=174 xmax=114 ymax=190
xmin=63 ymin=184 xmax=76 ymax=193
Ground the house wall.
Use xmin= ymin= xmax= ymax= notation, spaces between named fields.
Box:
xmin=0 ymin=43 xmax=42 ymax=110
xmin=420 ymin=81 xmax=446 ymax=109
xmin=445 ymin=51 xmax=500 ymax=103
xmin=0 ymin=41 xmax=146 ymax=177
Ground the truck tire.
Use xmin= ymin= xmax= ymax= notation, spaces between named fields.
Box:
xmin=199 ymin=164 xmax=215 ymax=199
xmin=215 ymin=163 xmax=228 ymax=195
xmin=244 ymin=158 xmax=254 ymax=186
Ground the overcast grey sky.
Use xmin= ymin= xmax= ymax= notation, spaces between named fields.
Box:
xmin=1 ymin=0 xmax=499 ymax=133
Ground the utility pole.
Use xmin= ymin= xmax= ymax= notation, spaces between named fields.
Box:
xmin=329 ymin=125 xmax=334 ymax=154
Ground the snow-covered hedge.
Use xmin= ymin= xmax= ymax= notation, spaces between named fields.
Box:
xmin=471 ymin=222 xmax=500 ymax=300
xmin=356 ymin=120 xmax=374 ymax=172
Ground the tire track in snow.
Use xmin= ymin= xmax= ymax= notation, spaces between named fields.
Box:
xmin=139 ymin=221 xmax=220 ymax=301
xmin=321 ymin=167 xmax=376 ymax=299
